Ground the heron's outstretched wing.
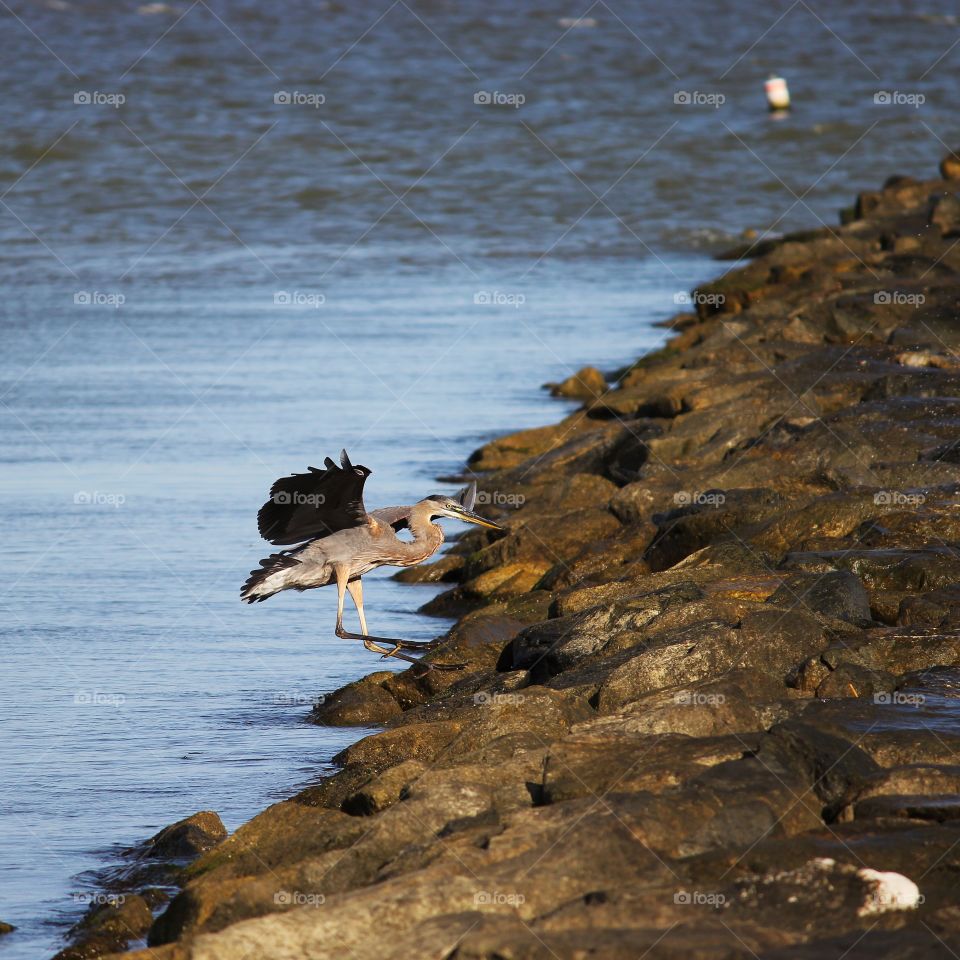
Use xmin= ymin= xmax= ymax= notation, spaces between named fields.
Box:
xmin=258 ymin=450 xmax=371 ymax=545
xmin=370 ymin=483 xmax=477 ymax=533
xmin=370 ymin=504 xmax=412 ymax=532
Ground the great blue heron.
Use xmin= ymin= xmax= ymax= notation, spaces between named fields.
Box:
xmin=241 ymin=451 xmax=502 ymax=670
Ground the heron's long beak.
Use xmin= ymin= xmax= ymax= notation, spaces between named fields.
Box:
xmin=456 ymin=507 xmax=502 ymax=530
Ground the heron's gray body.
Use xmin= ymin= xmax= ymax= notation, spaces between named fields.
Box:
xmin=243 ymin=504 xmax=444 ymax=601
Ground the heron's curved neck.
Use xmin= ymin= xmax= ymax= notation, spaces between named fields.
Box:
xmin=396 ymin=502 xmax=444 ymax=565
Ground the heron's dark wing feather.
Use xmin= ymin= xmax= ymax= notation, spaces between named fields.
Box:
xmin=258 ymin=450 xmax=372 ymax=545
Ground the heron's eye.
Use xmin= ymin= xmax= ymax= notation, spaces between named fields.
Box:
xmin=354 ymin=468 xmax=364 ymax=475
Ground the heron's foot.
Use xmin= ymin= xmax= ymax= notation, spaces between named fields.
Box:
xmin=389 ymin=637 xmax=441 ymax=651
xmin=344 ymin=634 xmax=460 ymax=671
xmin=336 ymin=627 xmax=442 ymax=652
xmin=336 ymin=626 xmax=463 ymax=670
xmin=378 ymin=646 xmax=465 ymax=672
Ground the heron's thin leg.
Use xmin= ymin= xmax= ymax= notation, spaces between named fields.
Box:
xmin=334 ymin=568 xmax=347 ymax=636
xmin=346 ymin=579 xmax=406 ymax=657
xmin=343 ymin=578 xmax=444 ymax=651
xmin=333 ymin=573 xmax=463 ymax=671
xmin=346 ymin=578 xmax=368 ymax=634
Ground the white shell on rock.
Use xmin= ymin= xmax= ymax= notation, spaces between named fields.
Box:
xmin=856 ymin=868 xmax=921 ymax=916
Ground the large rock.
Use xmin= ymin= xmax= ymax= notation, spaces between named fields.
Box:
xmin=55 ymin=895 xmax=154 ymax=960
xmin=546 ymin=365 xmax=608 ymax=400
xmin=310 ymin=672 xmax=402 ymax=726
xmin=141 ymin=811 xmax=227 ymax=860
xmin=766 ymin=571 xmax=873 ymax=625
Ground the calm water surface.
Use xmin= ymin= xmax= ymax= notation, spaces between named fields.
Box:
xmin=2 ymin=1 xmax=959 ymax=955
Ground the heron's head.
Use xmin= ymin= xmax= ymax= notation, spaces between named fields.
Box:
xmin=423 ymin=493 xmax=502 ymax=530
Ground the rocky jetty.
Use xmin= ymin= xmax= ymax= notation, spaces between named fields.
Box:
xmin=106 ymin=159 xmax=960 ymax=958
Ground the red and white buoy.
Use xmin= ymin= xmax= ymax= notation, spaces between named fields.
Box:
xmin=765 ymin=75 xmax=790 ymax=111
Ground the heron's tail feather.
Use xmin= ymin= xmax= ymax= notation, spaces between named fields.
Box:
xmin=241 ymin=552 xmax=303 ymax=603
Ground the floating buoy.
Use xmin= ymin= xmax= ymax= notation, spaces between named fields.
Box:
xmin=765 ymin=74 xmax=790 ymax=111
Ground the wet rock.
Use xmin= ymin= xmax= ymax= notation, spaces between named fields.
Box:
xmin=855 ymin=763 xmax=960 ymax=803
xmin=542 ymin=730 xmax=755 ymax=803
xmin=460 ymin=505 xmax=621 ymax=580
xmin=815 ymin=662 xmax=894 ymax=699
xmin=148 ymin=805 xmax=369 ymax=944
xmin=333 ymin=720 xmax=464 ymax=770
xmin=54 ymin=895 xmax=154 ymax=959
xmin=940 ymin=150 xmax=960 ymax=180
xmin=605 ymin=675 xmax=784 ymax=736
xmin=546 ymin=365 xmax=607 ymax=400
xmin=784 ymin=546 xmax=960 ymax=593
xmin=376 ymin=613 xmax=530 ymax=711
xmin=461 ymin=560 xmax=552 ymax=600
xmin=756 ymin=721 xmax=882 ymax=817
xmin=595 ymin=620 xmax=742 ymax=711
xmin=854 ymin=793 xmax=960 ymax=822
xmin=188 ymin=803 xmax=365 ymax=884
xmin=310 ymin=672 xmax=402 ymax=726
xmin=899 ymin=584 xmax=960 ymax=627
xmin=930 ymin=193 xmax=960 ymax=235
xmin=645 ymin=489 xmax=786 ymax=571
xmin=140 ymin=811 xmax=227 ymax=860
xmin=510 ymin=603 xmax=620 ymax=677
xmin=342 ymin=759 xmax=429 ymax=815
xmin=766 ymin=570 xmax=873 ymax=625
xmin=817 ymin=626 xmax=960 ymax=678
xmin=609 ymin=479 xmax=667 ymax=523
xmin=467 ymin=415 xmax=611 ymax=472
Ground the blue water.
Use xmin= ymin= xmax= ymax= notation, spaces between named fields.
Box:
xmin=2 ymin=0 xmax=959 ymax=955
